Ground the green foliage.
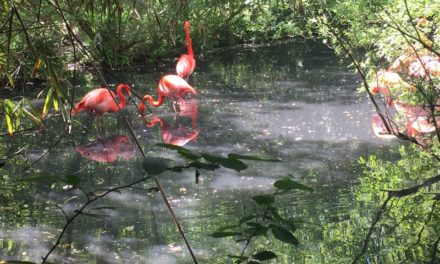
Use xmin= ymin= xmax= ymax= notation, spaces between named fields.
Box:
xmin=211 ymin=177 xmax=312 ymax=263
xmin=157 ymin=143 xmax=280 ymax=172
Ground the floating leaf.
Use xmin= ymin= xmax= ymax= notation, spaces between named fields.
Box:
xmin=211 ymin=231 xmax=242 ymax=238
xmin=252 ymin=250 xmax=277 ymax=261
xmin=142 ymin=157 xmax=169 ymax=175
xmin=228 ymin=153 xmax=281 ymax=162
xmin=252 ymin=194 xmax=275 ymax=205
xmin=269 ymin=224 xmax=299 ymax=246
xmin=274 ymin=177 xmax=313 ymax=191
xmin=64 ymin=175 xmax=81 ymax=186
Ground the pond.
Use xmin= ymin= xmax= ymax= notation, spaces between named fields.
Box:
xmin=1 ymin=41 xmax=400 ymax=263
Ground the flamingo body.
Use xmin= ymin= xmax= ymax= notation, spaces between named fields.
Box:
xmin=138 ymin=75 xmax=198 ymax=114
xmin=176 ymin=21 xmax=195 ymax=79
xmin=72 ymin=84 xmax=131 ymax=115
xmin=371 ymin=114 xmax=397 ymax=139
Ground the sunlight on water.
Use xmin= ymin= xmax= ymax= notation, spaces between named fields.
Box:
xmin=0 ymin=41 xmax=399 ymax=263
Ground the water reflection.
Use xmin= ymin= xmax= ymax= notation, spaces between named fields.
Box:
xmin=74 ymin=135 xmax=136 ymax=163
xmin=142 ymin=97 xmax=199 ymax=146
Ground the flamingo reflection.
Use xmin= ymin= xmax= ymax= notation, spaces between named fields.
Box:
xmin=75 ymin=135 xmax=136 ymax=163
xmin=143 ymin=98 xmax=199 ymax=146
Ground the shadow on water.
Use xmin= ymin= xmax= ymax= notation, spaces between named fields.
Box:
xmin=0 ymin=40 xmax=403 ymax=263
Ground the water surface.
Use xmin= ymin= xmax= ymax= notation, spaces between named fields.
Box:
xmin=0 ymin=41 xmax=399 ymax=263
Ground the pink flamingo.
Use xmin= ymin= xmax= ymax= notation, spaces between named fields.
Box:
xmin=393 ymin=101 xmax=436 ymax=134
xmin=138 ymin=75 xmax=198 ymax=114
xmin=176 ymin=21 xmax=196 ymax=80
xmin=174 ymin=97 xmax=199 ymax=129
xmin=371 ymin=114 xmax=397 ymax=139
xmin=71 ymin=84 xmax=131 ymax=115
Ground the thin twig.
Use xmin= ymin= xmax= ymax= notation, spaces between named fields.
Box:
xmin=430 ymin=235 xmax=440 ymax=264
xmin=154 ymin=177 xmax=199 ymax=264
xmin=23 ymin=131 xmax=66 ymax=172
xmin=41 ymin=175 xmax=151 ymax=263
xmin=352 ymin=196 xmax=392 ymax=264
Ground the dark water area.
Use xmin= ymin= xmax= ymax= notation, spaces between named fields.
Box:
xmin=0 ymin=40 xmax=401 ymax=263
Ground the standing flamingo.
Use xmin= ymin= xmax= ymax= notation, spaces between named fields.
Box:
xmin=176 ymin=21 xmax=195 ymax=80
xmin=71 ymin=84 xmax=131 ymax=115
xmin=138 ymin=75 xmax=198 ymax=114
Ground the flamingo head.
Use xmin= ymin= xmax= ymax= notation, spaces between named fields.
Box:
xmin=178 ymin=85 xmax=198 ymax=97
xmin=120 ymin=84 xmax=132 ymax=97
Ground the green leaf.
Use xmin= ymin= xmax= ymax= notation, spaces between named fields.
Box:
xmin=244 ymin=222 xmax=268 ymax=235
xmin=4 ymin=99 xmax=16 ymax=136
xmin=268 ymin=208 xmax=297 ymax=232
xmin=211 ymin=231 xmax=242 ymax=238
xmin=42 ymin=87 xmax=54 ymax=118
xmin=189 ymin=161 xmax=220 ymax=171
xmin=269 ymin=224 xmax=299 ymax=246
xmin=142 ymin=157 xmax=170 ymax=175
xmin=252 ymin=250 xmax=277 ymax=261
xmin=22 ymin=99 xmax=42 ymax=124
xmin=215 ymin=225 xmax=240 ymax=232
xmin=239 ymin=215 xmax=257 ymax=225
xmin=177 ymin=149 xmax=201 ymax=160
xmin=6 ymin=73 xmax=14 ymax=88
xmin=274 ymin=177 xmax=313 ymax=191
xmin=228 ymin=153 xmax=281 ymax=162
xmin=64 ymin=175 xmax=81 ymax=186
xmin=252 ymin=194 xmax=275 ymax=205
xmin=157 ymin=143 xmax=201 ymax=160
xmin=17 ymin=176 xmax=60 ymax=182
xmin=157 ymin=143 xmax=190 ymax=152
xmin=202 ymin=154 xmax=247 ymax=171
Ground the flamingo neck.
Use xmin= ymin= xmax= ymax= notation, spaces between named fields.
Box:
xmin=116 ymin=84 xmax=131 ymax=109
xmin=185 ymin=22 xmax=194 ymax=57
xmin=147 ymin=116 xmax=165 ymax=128
xmin=139 ymin=94 xmax=164 ymax=114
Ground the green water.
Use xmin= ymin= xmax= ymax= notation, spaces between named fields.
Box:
xmin=1 ymin=41 xmax=404 ymax=263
